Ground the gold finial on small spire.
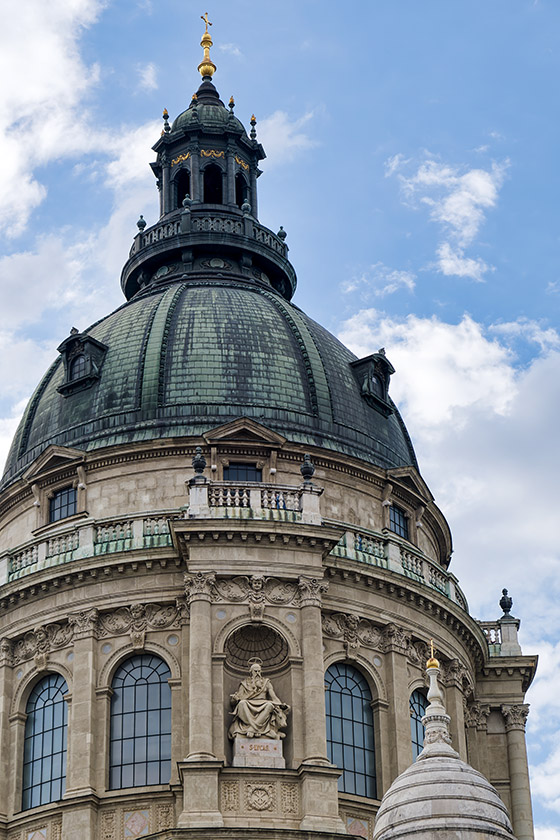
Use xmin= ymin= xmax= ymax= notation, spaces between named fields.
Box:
xmin=198 ymin=12 xmax=216 ymax=78
xmin=426 ymin=638 xmax=439 ymax=668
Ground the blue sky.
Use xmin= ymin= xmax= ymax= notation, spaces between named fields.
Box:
xmin=1 ymin=1 xmax=559 ymax=834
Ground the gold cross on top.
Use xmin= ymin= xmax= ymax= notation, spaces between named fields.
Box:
xmin=201 ymin=12 xmax=212 ymax=32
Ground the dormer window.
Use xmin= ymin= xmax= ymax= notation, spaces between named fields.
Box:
xmin=350 ymin=348 xmax=395 ymax=417
xmin=57 ymin=328 xmax=108 ymax=397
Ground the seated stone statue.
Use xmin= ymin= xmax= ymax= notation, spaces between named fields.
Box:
xmin=228 ymin=660 xmax=290 ymax=740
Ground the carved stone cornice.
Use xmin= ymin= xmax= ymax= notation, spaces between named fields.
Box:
xmin=464 ymin=701 xmax=491 ymax=731
xmin=321 ymin=612 xmax=382 ymax=654
xmin=184 ymin=570 xmax=217 ymax=603
xmin=382 ymin=622 xmax=411 ymax=655
xmin=297 ymin=576 xmax=328 ymax=608
xmin=501 ymin=703 xmax=530 ymax=732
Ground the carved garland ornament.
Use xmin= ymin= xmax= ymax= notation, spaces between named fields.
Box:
xmin=5 ymin=602 xmax=187 ymax=666
xmin=321 ymin=613 xmax=383 ymax=654
xmin=171 ymin=152 xmax=191 ymax=167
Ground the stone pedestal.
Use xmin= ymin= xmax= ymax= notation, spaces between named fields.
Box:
xmin=232 ymin=736 xmax=285 ymax=768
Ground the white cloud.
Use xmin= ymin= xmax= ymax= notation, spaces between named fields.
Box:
xmin=342 ymin=263 xmax=415 ymax=298
xmin=136 ymin=62 xmax=158 ymax=92
xmin=257 ymin=110 xmax=318 ymax=167
xmin=0 ymin=0 xmax=106 ymax=237
xmin=387 ymin=155 xmax=508 ymax=282
xmin=218 ymin=43 xmax=242 ymax=58
xmin=535 ymin=830 xmax=560 ymax=840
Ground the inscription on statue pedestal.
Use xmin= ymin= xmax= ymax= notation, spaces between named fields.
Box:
xmin=232 ymin=736 xmax=286 ymax=768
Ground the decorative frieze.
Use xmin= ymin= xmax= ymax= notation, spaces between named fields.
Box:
xmin=280 ymin=782 xmax=299 ymax=815
xmin=212 ymin=574 xmax=301 ymax=620
xmin=501 ymin=703 xmax=530 ymax=732
xmin=98 ymin=603 xmax=180 ymax=649
xmin=12 ymin=624 xmax=73 ymax=668
xmin=221 ymin=780 xmax=240 ymax=812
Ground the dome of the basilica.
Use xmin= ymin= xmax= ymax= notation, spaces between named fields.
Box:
xmin=1 ymin=275 xmax=417 ymax=488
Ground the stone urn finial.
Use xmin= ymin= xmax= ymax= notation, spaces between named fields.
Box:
xmin=500 ymin=588 xmax=513 ymax=616
xmin=137 ymin=214 xmax=146 ymax=232
xmin=192 ymin=446 xmax=207 ymax=475
xmin=300 ymin=453 xmax=315 ymax=483
xmin=277 ymin=225 xmax=287 ymax=241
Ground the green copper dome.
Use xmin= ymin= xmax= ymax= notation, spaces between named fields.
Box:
xmin=2 ymin=276 xmax=416 ymax=487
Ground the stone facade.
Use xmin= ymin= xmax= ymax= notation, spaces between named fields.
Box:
xmin=0 ymin=23 xmax=536 ymax=840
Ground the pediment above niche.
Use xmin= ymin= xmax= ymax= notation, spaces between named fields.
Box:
xmin=202 ymin=417 xmax=286 ymax=447
xmin=23 ymin=444 xmax=86 ymax=483
xmin=387 ymin=466 xmax=433 ymax=503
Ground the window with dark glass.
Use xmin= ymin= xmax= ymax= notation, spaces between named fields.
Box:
xmin=176 ymin=168 xmax=191 ymax=208
xmin=109 ymin=654 xmax=172 ymax=789
xmin=222 ymin=463 xmax=262 ymax=482
xmin=49 ymin=487 xmax=77 ymax=523
xmin=389 ymin=504 xmax=409 ymax=540
xmin=410 ymin=688 xmax=428 ymax=760
xmin=325 ymin=663 xmax=376 ymax=798
xmin=203 ymin=163 xmax=223 ymax=203
xmin=69 ymin=354 xmax=87 ymax=380
xmin=23 ymin=674 xmax=68 ymax=810
xmin=235 ymin=172 xmax=247 ymax=208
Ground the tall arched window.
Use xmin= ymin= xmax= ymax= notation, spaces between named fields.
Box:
xmin=109 ymin=654 xmax=172 ymax=789
xmin=23 ymin=674 xmax=68 ymax=810
xmin=203 ymin=164 xmax=223 ymax=204
xmin=235 ymin=172 xmax=247 ymax=208
xmin=410 ymin=688 xmax=428 ymax=760
xmin=175 ymin=168 xmax=191 ymax=208
xmin=325 ymin=663 xmax=376 ymax=798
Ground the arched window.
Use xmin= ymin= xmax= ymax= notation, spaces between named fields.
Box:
xmin=109 ymin=654 xmax=172 ymax=789
xmin=70 ymin=354 xmax=87 ymax=380
xmin=325 ymin=663 xmax=376 ymax=798
xmin=23 ymin=674 xmax=68 ymax=810
xmin=203 ymin=164 xmax=223 ymax=204
xmin=235 ymin=172 xmax=247 ymax=208
xmin=175 ymin=168 xmax=191 ymax=208
xmin=410 ymin=688 xmax=428 ymax=760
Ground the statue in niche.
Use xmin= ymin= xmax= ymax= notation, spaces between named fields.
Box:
xmin=228 ymin=658 xmax=290 ymax=740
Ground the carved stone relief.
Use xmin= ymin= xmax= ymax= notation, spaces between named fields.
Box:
xmin=12 ymin=624 xmax=73 ymax=668
xmin=100 ymin=811 xmax=117 ymax=840
xmin=321 ymin=613 xmax=383 ymax=654
xmin=464 ymin=701 xmax=491 ymax=731
xmin=501 ymin=703 xmax=529 ymax=732
xmin=280 ymin=782 xmax=299 ymax=815
xmin=221 ymin=780 xmax=240 ymax=812
xmin=246 ymin=782 xmax=276 ymax=811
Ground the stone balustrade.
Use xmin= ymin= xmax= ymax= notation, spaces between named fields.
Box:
xmin=128 ymin=209 xmax=288 ymax=260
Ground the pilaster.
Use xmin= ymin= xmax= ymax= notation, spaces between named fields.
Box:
xmin=65 ymin=608 xmax=99 ymax=798
xmin=0 ymin=640 xmax=13 ymax=819
xmin=382 ymin=624 xmax=413 ymax=778
xmin=502 ymin=704 xmax=534 ymax=840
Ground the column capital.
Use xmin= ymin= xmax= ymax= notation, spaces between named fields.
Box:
xmin=0 ymin=638 xmax=13 ymax=667
xmin=185 ymin=570 xmax=217 ymax=604
xmin=464 ymin=701 xmax=491 ymax=731
xmin=382 ymin=622 xmax=411 ymax=655
xmin=68 ymin=607 xmax=100 ymax=640
xmin=501 ymin=703 xmax=530 ymax=732
xmin=297 ymin=575 xmax=328 ymax=607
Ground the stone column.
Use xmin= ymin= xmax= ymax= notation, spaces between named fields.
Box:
xmin=161 ymin=153 xmax=171 ymax=215
xmin=249 ymin=165 xmax=258 ymax=219
xmin=442 ymin=659 xmax=467 ymax=759
xmin=383 ymin=623 xmax=413 ymax=779
xmin=191 ymin=145 xmax=201 ymax=202
xmin=298 ymin=576 xmax=330 ymax=766
xmin=185 ymin=571 xmax=216 ymax=761
xmin=502 ymin=704 xmax=534 ymax=840
xmin=464 ymin=702 xmax=490 ymax=776
xmin=177 ymin=571 xmax=223 ymax=828
xmin=298 ymin=577 xmax=344 ymax=834
xmin=0 ymin=640 xmax=13 ymax=820
xmin=226 ymin=145 xmax=236 ymax=206
xmin=66 ymin=608 xmax=99 ymax=797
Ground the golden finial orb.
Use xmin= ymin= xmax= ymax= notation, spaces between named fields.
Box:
xmin=198 ymin=12 xmax=216 ymax=78
xmin=426 ymin=638 xmax=440 ymax=669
